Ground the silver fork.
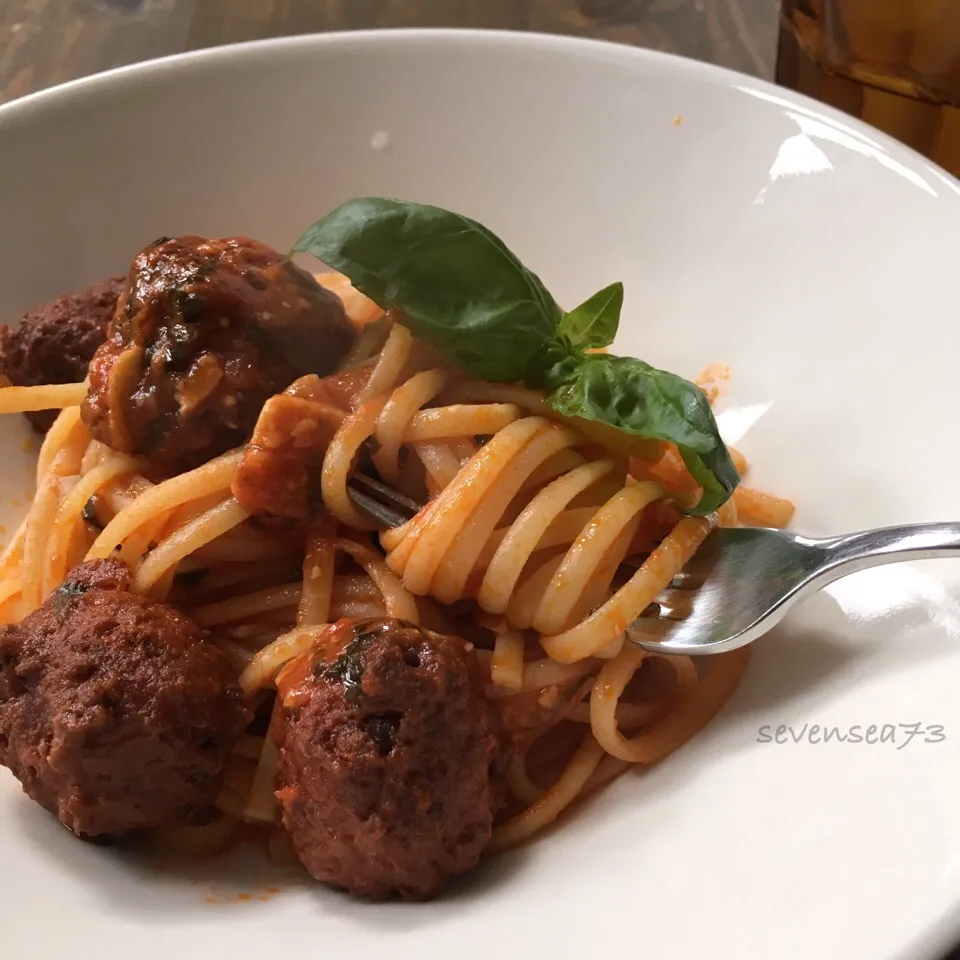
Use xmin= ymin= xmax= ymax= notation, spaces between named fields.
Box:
xmin=346 ymin=475 xmax=960 ymax=656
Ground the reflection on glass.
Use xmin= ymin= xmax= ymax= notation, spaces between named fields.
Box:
xmin=777 ymin=0 xmax=960 ymax=178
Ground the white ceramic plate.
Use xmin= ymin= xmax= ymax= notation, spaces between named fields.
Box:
xmin=2 ymin=29 xmax=960 ymax=960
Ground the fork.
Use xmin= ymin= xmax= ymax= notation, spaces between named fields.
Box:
xmin=346 ymin=474 xmax=960 ymax=656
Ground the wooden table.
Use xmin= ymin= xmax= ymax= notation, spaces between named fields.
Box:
xmin=0 ymin=0 xmax=779 ymax=102
xmin=1 ymin=3 xmax=957 ymax=960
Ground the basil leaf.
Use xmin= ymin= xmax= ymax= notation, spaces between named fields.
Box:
xmin=678 ymin=448 xmax=729 ymax=516
xmin=543 ymin=353 xmax=739 ymax=515
xmin=291 ymin=197 xmax=562 ymax=382
xmin=558 ymin=281 xmax=622 ymax=350
xmin=526 ymin=336 xmax=581 ymax=391
xmin=294 ymin=198 xmax=739 ymax=512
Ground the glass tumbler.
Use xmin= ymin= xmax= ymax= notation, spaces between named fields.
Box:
xmin=777 ymin=0 xmax=960 ymax=177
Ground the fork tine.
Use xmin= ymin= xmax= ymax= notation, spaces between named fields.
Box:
xmin=648 ymin=588 xmax=695 ymax=621
xmin=617 ymin=556 xmax=704 ymax=593
xmin=345 ymin=475 xmax=704 ymax=602
xmin=628 ymin=612 xmax=672 ymax=641
xmin=346 ymin=485 xmax=411 ymax=529
xmin=350 ymin=472 xmax=424 ymax=516
xmin=667 ymin=571 xmax=703 ymax=589
xmin=347 ymin=473 xmax=421 ymax=529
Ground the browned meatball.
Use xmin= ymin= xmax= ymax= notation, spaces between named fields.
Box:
xmin=0 ymin=276 xmax=124 ymax=432
xmin=81 ymin=236 xmax=355 ymax=478
xmin=274 ymin=618 xmax=501 ymax=900
xmin=0 ymin=559 xmax=250 ymax=837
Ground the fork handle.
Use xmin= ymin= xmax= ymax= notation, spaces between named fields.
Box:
xmin=812 ymin=521 xmax=960 ymax=584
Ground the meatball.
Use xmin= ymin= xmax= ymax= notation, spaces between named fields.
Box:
xmin=0 ymin=276 xmax=124 ymax=432
xmin=0 ymin=558 xmax=250 ymax=837
xmin=81 ymin=236 xmax=356 ymax=477
xmin=275 ymin=617 xmax=501 ymax=899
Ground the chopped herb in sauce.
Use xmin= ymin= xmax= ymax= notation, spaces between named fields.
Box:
xmin=167 ymin=324 xmax=193 ymax=367
xmin=143 ymin=417 xmax=170 ymax=453
xmin=53 ymin=579 xmax=88 ymax=620
xmin=173 ymin=290 xmax=204 ymax=323
xmin=81 ymin=497 xmax=103 ymax=530
xmin=165 ymin=256 xmax=215 ymax=321
xmin=319 ymin=621 xmax=395 ymax=704
xmin=196 ymin=258 xmax=217 ymax=279
xmin=320 ymin=633 xmax=375 ymax=703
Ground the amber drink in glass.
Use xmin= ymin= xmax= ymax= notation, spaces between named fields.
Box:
xmin=777 ymin=0 xmax=960 ymax=177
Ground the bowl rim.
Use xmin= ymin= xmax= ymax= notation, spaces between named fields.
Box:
xmin=6 ymin=28 xmax=750 ymax=118
xmin=2 ymin=27 xmax=956 ymax=191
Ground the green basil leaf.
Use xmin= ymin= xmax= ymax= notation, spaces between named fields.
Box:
xmin=294 ymin=198 xmax=739 ymax=512
xmin=543 ymin=353 xmax=739 ymax=514
xmin=678 ymin=448 xmax=729 ymax=516
xmin=526 ymin=336 xmax=581 ymax=391
xmin=558 ymin=281 xmax=622 ymax=350
xmin=291 ymin=197 xmax=562 ymax=382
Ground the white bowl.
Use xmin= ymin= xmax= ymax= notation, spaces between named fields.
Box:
xmin=2 ymin=29 xmax=960 ymax=960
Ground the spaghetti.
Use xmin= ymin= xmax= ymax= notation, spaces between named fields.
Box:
xmin=0 ymin=207 xmax=794 ymax=899
xmin=0 ymin=290 xmax=791 ymax=849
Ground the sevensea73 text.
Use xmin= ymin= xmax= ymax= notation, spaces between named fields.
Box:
xmin=756 ymin=722 xmax=944 ymax=749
